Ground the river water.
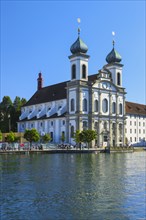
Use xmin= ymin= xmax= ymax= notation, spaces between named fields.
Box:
xmin=0 ymin=152 xmax=146 ymax=220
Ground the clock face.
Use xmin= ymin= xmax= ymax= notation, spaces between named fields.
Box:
xmin=102 ymin=82 xmax=108 ymax=89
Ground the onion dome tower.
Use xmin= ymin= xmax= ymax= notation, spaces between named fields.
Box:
xmin=68 ymin=20 xmax=90 ymax=81
xmin=106 ymin=40 xmax=122 ymax=64
xmin=105 ymin=39 xmax=123 ymax=87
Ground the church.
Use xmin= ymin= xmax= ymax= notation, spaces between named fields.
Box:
xmin=17 ymin=30 xmax=146 ymax=147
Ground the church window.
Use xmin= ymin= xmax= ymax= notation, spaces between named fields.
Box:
xmin=94 ymin=100 xmax=98 ymax=112
xmin=83 ymin=98 xmax=87 ymax=111
xmin=94 ymin=121 xmax=98 ymax=129
xmin=112 ymin=102 xmax=116 ymax=114
xmin=83 ymin=121 xmax=88 ymax=130
xmin=119 ymin=103 xmax=122 ymax=115
xmin=62 ymin=120 xmax=65 ymax=125
xmin=117 ymin=72 xmax=121 ymax=86
xmin=104 ymin=121 xmax=107 ymax=130
xmin=82 ymin=64 xmax=86 ymax=79
xmin=51 ymin=121 xmax=53 ymax=126
xmin=71 ymin=99 xmax=75 ymax=111
xmin=50 ymin=132 xmax=53 ymax=142
xmin=102 ymin=98 xmax=108 ymax=113
xmin=70 ymin=126 xmax=74 ymax=138
xmin=72 ymin=64 xmax=76 ymax=79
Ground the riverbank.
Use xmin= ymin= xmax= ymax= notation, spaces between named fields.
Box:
xmin=0 ymin=146 xmax=144 ymax=154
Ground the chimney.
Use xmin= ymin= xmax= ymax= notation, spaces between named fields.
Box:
xmin=37 ymin=72 xmax=43 ymax=90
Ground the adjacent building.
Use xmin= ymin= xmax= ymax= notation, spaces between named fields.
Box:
xmin=18 ymin=31 xmax=146 ymax=147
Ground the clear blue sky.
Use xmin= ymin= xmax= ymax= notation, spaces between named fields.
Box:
xmin=1 ymin=1 xmax=145 ymax=104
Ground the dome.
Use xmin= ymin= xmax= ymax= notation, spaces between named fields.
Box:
xmin=106 ymin=47 xmax=122 ymax=64
xmin=70 ymin=36 xmax=88 ymax=54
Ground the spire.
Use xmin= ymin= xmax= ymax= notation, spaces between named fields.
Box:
xmin=37 ymin=72 xmax=43 ymax=90
xmin=70 ymin=18 xmax=88 ymax=54
xmin=106 ymin=32 xmax=122 ymax=64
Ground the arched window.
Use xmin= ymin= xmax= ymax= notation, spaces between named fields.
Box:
xmin=70 ymin=126 xmax=74 ymax=138
xmin=102 ymin=98 xmax=108 ymax=113
xmin=94 ymin=121 xmax=98 ymax=129
xmin=119 ymin=103 xmax=122 ymax=115
xmin=72 ymin=64 xmax=76 ymax=79
xmin=50 ymin=132 xmax=53 ymax=142
xmin=117 ymin=72 xmax=121 ymax=86
xmin=94 ymin=100 xmax=98 ymax=112
xmin=83 ymin=121 xmax=88 ymax=130
xmin=83 ymin=98 xmax=87 ymax=111
xmin=82 ymin=64 xmax=86 ymax=79
xmin=112 ymin=102 xmax=116 ymax=114
xmin=104 ymin=121 xmax=107 ymax=130
xmin=71 ymin=99 xmax=75 ymax=111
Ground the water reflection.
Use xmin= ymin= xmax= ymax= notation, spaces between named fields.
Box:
xmin=0 ymin=152 xmax=145 ymax=220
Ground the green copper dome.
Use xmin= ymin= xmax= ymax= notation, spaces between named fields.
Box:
xmin=70 ymin=36 xmax=88 ymax=54
xmin=106 ymin=47 xmax=122 ymax=64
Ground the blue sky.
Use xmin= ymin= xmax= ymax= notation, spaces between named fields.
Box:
xmin=1 ymin=1 xmax=145 ymax=104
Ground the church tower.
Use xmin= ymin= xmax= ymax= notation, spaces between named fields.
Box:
xmin=105 ymin=40 xmax=123 ymax=87
xmin=66 ymin=25 xmax=90 ymax=144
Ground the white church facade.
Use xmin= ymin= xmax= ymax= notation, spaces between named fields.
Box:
xmin=17 ymin=31 xmax=146 ymax=147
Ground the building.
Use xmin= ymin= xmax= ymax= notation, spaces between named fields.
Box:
xmin=17 ymin=31 xmax=146 ymax=147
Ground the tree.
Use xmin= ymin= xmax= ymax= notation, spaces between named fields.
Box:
xmin=73 ymin=130 xmax=83 ymax=148
xmin=0 ymin=96 xmax=27 ymax=132
xmin=6 ymin=131 xmax=16 ymax=143
xmin=42 ymin=133 xmax=51 ymax=143
xmin=24 ymin=129 xmax=40 ymax=147
xmin=81 ymin=130 xmax=97 ymax=148
xmin=0 ymin=130 xmax=2 ymax=141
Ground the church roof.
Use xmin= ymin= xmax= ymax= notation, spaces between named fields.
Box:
xmin=23 ymin=74 xmax=97 ymax=107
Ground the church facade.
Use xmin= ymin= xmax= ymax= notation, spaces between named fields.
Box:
xmin=17 ymin=32 xmax=146 ymax=147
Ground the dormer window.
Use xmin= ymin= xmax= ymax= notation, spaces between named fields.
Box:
xmin=48 ymin=107 xmax=51 ymax=111
xmin=82 ymin=64 xmax=86 ymax=79
xmin=72 ymin=64 xmax=76 ymax=79
xmin=58 ymin=106 xmax=62 ymax=110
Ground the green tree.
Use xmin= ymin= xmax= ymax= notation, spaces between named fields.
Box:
xmin=6 ymin=131 xmax=15 ymax=143
xmin=0 ymin=96 xmax=27 ymax=132
xmin=81 ymin=130 xmax=97 ymax=148
xmin=42 ymin=133 xmax=51 ymax=143
xmin=0 ymin=96 xmax=13 ymax=132
xmin=0 ymin=130 xmax=2 ymax=141
xmin=24 ymin=129 xmax=40 ymax=147
xmin=73 ymin=130 xmax=83 ymax=148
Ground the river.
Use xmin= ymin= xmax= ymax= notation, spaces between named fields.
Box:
xmin=0 ymin=152 xmax=146 ymax=220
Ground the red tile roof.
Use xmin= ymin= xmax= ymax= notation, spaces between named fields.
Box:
xmin=125 ymin=101 xmax=146 ymax=116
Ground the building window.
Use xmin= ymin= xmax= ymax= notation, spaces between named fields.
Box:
xmin=139 ymin=129 xmax=141 ymax=134
xmin=71 ymin=99 xmax=75 ymax=112
xmin=83 ymin=121 xmax=88 ymax=130
xmin=135 ymin=129 xmax=136 ymax=133
xmin=102 ymin=98 xmax=108 ymax=113
xmin=139 ymin=122 xmax=141 ymax=126
xmin=119 ymin=103 xmax=122 ymax=115
xmin=94 ymin=100 xmax=98 ymax=112
xmin=104 ymin=121 xmax=107 ymax=130
xmin=62 ymin=120 xmax=65 ymax=125
xmin=70 ymin=126 xmax=74 ymax=138
xmin=130 ymin=121 xmax=132 ymax=126
xmin=72 ymin=64 xmax=76 ymax=79
xmin=112 ymin=102 xmax=116 ymax=114
xmin=117 ymin=72 xmax=121 ymax=86
xmin=134 ymin=121 xmax=136 ymax=126
xmin=125 ymin=128 xmax=127 ymax=133
xmin=130 ymin=129 xmax=132 ymax=133
xmin=51 ymin=121 xmax=53 ymax=126
xmin=82 ymin=64 xmax=86 ymax=79
xmin=143 ymin=130 xmax=145 ymax=134
xmin=135 ymin=137 xmax=136 ymax=142
xmin=143 ymin=122 xmax=145 ymax=126
xmin=50 ymin=132 xmax=53 ymax=142
xmin=83 ymin=98 xmax=87 ymax=111
xmin=94 ymin=122 xmax=98 ymax=129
